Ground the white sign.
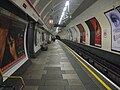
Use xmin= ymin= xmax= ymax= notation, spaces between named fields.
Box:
xmin=105 ymin=9 xmax=120 ymax=51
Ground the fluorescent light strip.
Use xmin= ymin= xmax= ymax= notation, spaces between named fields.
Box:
xmin=63 ymin=6 xmax=67 ymax=12
xmin=56 ymin=0 xmax=69 ymax=32
xmin=65 ymin=1 xmax=69 ymax=7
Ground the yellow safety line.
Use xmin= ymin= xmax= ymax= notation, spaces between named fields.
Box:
xmin=65 ymin=46 xmax=112 ymax=90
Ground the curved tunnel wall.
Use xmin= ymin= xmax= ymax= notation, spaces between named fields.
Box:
xmin=60 ymin=0 xmax=120 ymax=55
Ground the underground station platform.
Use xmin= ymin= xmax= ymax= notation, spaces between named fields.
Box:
xmin=14 ymin=40 xmax=120 ymax=90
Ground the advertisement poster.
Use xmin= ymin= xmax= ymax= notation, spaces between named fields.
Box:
xmin=71 ymin=27 xmax=78 ymax=42
xmin=77 ymin=24 xmax=86 ymax=43
xmin=85 ymin=17 xmax=102 ymax=46
xmin=34 ymin=28 xmax=41 ymax=46
xmin=69 ymin=29 xmax=73 ymax=41
xmin=105 ymin=8 xmax=120 ymax=52
xmin=0 ymin=15 xmax=26 ymax=70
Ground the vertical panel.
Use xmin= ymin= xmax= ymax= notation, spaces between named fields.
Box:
xmin=26 ymin=21 xmax=36 ymax=58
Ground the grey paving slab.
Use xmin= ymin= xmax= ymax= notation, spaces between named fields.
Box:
xmin=23 ymin=86 xmax=39 ymax=90
xmin=59 ymin=52 xmax=66 ymax=54
xmin=41 ymin=74 xmax=63 ymax=80
xmin=62 ymin=74 xmax=79 ymax=79
xmin=84 ymin=84 xmax=101 ymax=90
xmin=47 ymin=70 xmax=65 ymax=74
xmin=58 ymin=48 xmax=65 ymax=50
xmin=60 ymin=62 xmax=71 ymax=65
xmin=46 ymin=61 xmax=60 ymax=64
xmin=68 ymin=80 xmax=83 ymax=85
xmin=49 ymin=51 xmax=58 ymax=53
xmin=44 ymin=67 xmax=61 ymax=71
xmin=57 ymin=47 xmax=62 ymax=48
xmin=23 ymin=74 xmax=42 ymax=79
xmin=65 ymin=85 xmax=86 ymax=90
xmin=62 ymin=64 xmax=73 ymax=67
xmin=61 ymin=57 xmax=68 ymax=59
xmin=47 ymin=57 xmax=59 ymax=60
xmin=45 ymin=64 xmax=62 ymax=67
xmin=50 ymin=46 xmax=57 ymax=48
xmin=44 ymin=80 xmax=68 ymax=86
xmin=58 ymin=51 xmax=65 ymax=53
xmin=28 ymin=62 xmax=44 ymax=66
xmin=49 ymin=54 xmax=59 ymax=57
xmin=60 ymin=59 xmax=69 ymax=62
xmin=61 ymin=67 xmax=74 ymax=70
xmin=27 ymin=65 xmax=45 ymax=70
xmin=60 ymin=54 xmax=67 ymax=57
xmin=31 ymin=61 xmax=48 ymax=65
xmin=57 ymin=48 xmax=62 ymax=50
xmin=65 ymin=70 xmax=77 ymax=74
xmin=48 ymin=59 xmax=61 ymax=62
xmin=23 ymin=70 xmax=47 ymax=76
xmin=38 ymin=86 xmax=64 ymax=90
xmin=47 ymin=53 xmax=59 ymax=56
xmin=33 ymin=55 xmax=47 ymax=58
xmin=24 ymin=79 xmax=45 ymax=85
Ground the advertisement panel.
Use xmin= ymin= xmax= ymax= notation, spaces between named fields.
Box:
xmin=77 ymin=24 xmax=86 ymax=43
xmin=71 ymin=27 xmax=78 ymax=42
xmin=105 ymin=7 xmax=120 ymax=52
xmin=0 ymin=15 xmax=26 ymax=70
xmin=69 ymin=29 xmax=73 ymax=41
xmin=85 ymin=17 xmax=102 ymax=46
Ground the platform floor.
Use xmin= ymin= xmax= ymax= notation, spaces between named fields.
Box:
xmin=22 ymin=40 xmax=107 ymax=90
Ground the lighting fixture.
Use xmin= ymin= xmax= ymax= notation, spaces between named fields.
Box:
xmin=56 ymin=0 xmax=69 ymax=32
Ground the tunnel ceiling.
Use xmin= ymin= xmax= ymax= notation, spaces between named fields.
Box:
xmin=29 ymin=0 xmax=98 ymax=32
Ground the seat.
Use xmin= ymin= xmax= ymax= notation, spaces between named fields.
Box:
xmin=0 ymin=72 xmax=15 ymax=90
xmin=0 ymin=72 xmax=25 ymax=90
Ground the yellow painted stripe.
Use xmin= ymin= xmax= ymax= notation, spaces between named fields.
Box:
xmin=66 ymin=47 xmax=112 ymax=90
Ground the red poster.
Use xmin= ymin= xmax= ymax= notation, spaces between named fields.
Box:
xmin=0 ymin=15 xmax=26 ymax=71
xmin=77 ymin=24 xmax=86 ymax=43
xmin=90 ymin=18 xmax=101 ymax=46
xmin=0 ymin=18 xmax=10 ymax=62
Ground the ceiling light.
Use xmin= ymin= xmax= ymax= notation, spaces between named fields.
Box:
xmin=56 ymin=0 xmax=69 ymax=32
xmin=65 ymin=1 xmax=69 ymax=7
xmin=63 ymin=7 xmax=67 ymax=12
